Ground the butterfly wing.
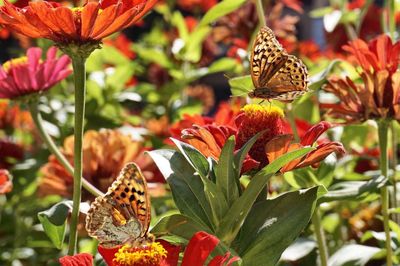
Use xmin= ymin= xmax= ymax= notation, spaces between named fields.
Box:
xmin=265 ymin=55 xmax=309 ymax=101
xmin=250 ymin=26 xmax=288 ymax=89
xmin=249 ymin=26 xmax=309 ymax=101
xmin=85 ymin=163 xmax=151 ymax=247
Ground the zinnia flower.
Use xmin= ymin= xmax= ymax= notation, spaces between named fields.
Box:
xmin=0 ymin=138 xmax=24 ymax=169
xmin=39 ymin=129 xmax=162 ymax=197
xmin=265 ymin=122 xmax=345 ymax=173
xmin=0 ymin=0 xmax=157 ymax=45
xmin=322 ymin=35 xmax=400 ymax=122
xmin=0 ymin=100 xmax=34 ymax=131
xmin=97 ymin=232 xmax=239 ymax=266
xmin=0 ymin=47 xmax=71 ymax=99
xmin=59 ymin=253 xmax=93 ymax=266
xmin=0 ymin=169 xmax=12 ymax=194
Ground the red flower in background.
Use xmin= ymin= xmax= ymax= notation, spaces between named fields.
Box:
xmin=104 ymin=34 xmax=136 ymax=59
xmin=280 ymin=0 xmax=303 ymax=13
xmin=177 ymin=0 xmax=217 ymax=12
xmin=0 ymin=169 xmax=12 ymax=194
xmin=0 ymin=47 xmax=71 ymax=99
xmin=265 ymin=122 xmax=345 ymax=173
xmin=322 ymin=35 xmax=400 ymax=122
xmin=0 ymin=0 xmax=157 ymax=43
xmin=59 ymin=253 xmax=93 ymax=266
xmin=0 ymin=139 xmax=24 ymax=169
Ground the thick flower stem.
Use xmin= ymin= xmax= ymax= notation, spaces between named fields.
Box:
xmin=391 ymin=122 xmax=398 ymax=223
xmin=378 ymin=119 xmax=393 ymax=266
xmin=68 ymin=56 xmax=87 ymax=255
xmin=312 ymin=207 xmax=328 ymax=266
xmin=28 ymin=102 xmax=103 ymax=198
xmin=255 ymin=0 xmax=267 ymax=27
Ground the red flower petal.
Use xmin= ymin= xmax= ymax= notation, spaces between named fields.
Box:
xmin=181 ymin=231 xmax=220 ymax=266
xmin=300 ymin=121 xmax=331 ymax=146
xmin=59 ymin=253 xmax=93 ymax=266
xmin=98 ymin=245 xmax=121 ymax=266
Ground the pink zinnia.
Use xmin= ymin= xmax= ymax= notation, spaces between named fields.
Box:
xmin=0 ymin=47 xmax=71 ymax=99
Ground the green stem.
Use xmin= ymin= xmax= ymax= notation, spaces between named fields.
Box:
xmin=378 ymin=119 xmax=393 ymax=266
xmin=391 ymin=122 xmax=398 ymax=223
xmin=312 ymin=207 xmax=328 ymax=266
xmin=255 ymin=0 xmax=267 ymax=27
xmin=67 ymin=56 xmax=87 ymax=255
xmin=386 ymin=0 xmax=396 ymax=40
xmin=28 ymin=102 xmax=103 ymax=198
xmin=286 ymin=104 xmax=300 ymax=142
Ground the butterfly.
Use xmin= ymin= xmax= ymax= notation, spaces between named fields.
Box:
xmin=85 ymin=162 xmax=153 ymax=248
xmin=249 ymin=26 xmax=309 ymax=102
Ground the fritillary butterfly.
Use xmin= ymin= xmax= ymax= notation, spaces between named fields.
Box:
xmin=249 ymin=26 xmax=309 ymax=101
xmin=85 ymin=163 xmax=153 ymax=247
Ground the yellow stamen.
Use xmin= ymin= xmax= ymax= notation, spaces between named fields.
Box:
xmin=241 ymin=104 xmax=284 ymax=119
xmin=114 ymin=242 xmax=167 ymax=266
xmin=2 ymin=57 xmax=28 ymax=73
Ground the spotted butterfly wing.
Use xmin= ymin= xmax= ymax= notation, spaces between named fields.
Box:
xmin=85 ymin=163 xmax=152 ymax=248
xmin=249 ymin=26 xmax=309 ymax=101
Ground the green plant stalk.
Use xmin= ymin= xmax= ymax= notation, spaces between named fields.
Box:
xmin=286 ymin=104 xmax=300 ymax=142
xmin=28 ymin=102 xmax=103 ymax=198
xmin=255 ymin=0 xmax=267 ymax=27
xmin=378 ymin=119 xmax=393 ymax=266
xmin=386 ymin=0 xmax=395 ymax=40
xmin=67 ymin=56 xmax=87 ymax=255
xmin=312 ymin=207 xmax=328 ymax=266
xmin=391 ymin=122 xmax=398 ymax=223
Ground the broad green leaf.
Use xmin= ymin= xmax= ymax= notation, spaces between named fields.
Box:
xmin=133 ymin=44 xmax=173 ymax=69
xmin=183 ymin=26 xmax=211 ymax=62
xmin=148 ymin=149 xmax=214 ymax=229
xmin=233 ymin=131 xmax=263 ymax=178
xmin=319 ymin=175 xmax=387 ymax=203
xmin=237 ymin=187 xmax=319 ymax=265
xmin=216 ymin=147 xmax=314 ymax=244
xmin=152 ymin=214 xmax=212 ymax=240
xmin=215 ymin=136 xmax=238 ymax=205
xmin=171 ymin=139 xmax=228 ymax=226
xmin=171 ymin=138 xmax=209 ymax=179
xmin=208 ymin=58 xmax=240 ymax=74
xmin=199 ymin=0 xmax=246 ymax=27
xmin=86 ymin=46 xmax=130 ymax=71
xmin=106 ymin=64 xmax=136 ymax=91
xmin=171 ymin=11 xmax=188 ymax=40
xmin=328 ymin=244 xmax=381 ymax=266
xmin=37 ymin=201 xmax=72 ymax=249
xmin=229 ymin=75 xmax=253 ymax=97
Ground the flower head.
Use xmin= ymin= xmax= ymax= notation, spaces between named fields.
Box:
xmin=235 ymin=104 xmax=284 ymax=167
xmin=39 ymin=129 xmax=162 ymax=197
xmin=265 ymin=122 xmax=345 ymax=172
xmin=0 ymin=47 xmax=71 ymax=99
xmin=0 ymin=169 xmax=12 ymax=194
xmin=0 ymin=138 xmax=24 ymax=169
xmin=322 ymin=35 xmax=400 ymax=122
xmin=0 ymin=0 xmax=157 ymax=44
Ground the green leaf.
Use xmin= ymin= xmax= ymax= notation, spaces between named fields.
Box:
xmin=199 ymin=0 xmax=246 ymax=27
xmin=170 ymin=139 xmax=228 ymax=226
xmin=133 ymin=44 xmax=173 ymax=69
xmin=37 ymin=201 xmax=72 ymax=249
xmin=215 ymin=136 xmax=238 ymax=205
xmin=309 ymin=6 xmax=334 ymax=18
xmin=328 ymin=244 xmax=381 ymax=266
xmin=318 ymin=175 xmax=387 ymax=203
xmin=229 ymin=75 xmax=253 ymax=97
xmin=147 ymin=149 xmax=214 ymax=229
xmin=208 ymin=58 xmax=240 ymax=74
xmin=280 ymin=238 xmax=316 ymax=262
xmin=216 ymin=147 xmax=314 ymax=244
xmin=237 ymin=187 xmax=319 ymax=265
xmin=171 ymin=11 xmax=189 ymax=40
xmin=183 ymin=26 xmax=211 ymax=62
xmin=171 ymin=138 xmax=210 ymax=179
xmin=151 ymin=214 xmax=212 ymax=240
xmin=234 ymin=131 xmax=263 ymax=177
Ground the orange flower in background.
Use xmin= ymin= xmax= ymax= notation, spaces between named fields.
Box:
xmin=0 ymin=0 xmax=157 ymax=44
xmin=39 ymin=129 xmax=162 ymax=197
xmin=0 ymin=169 xmax=12 ymax=194
xmin=322 ymin=35 xmax=400 ymax=122
xmin=0 ymin=101 xmax=34 ymax=132
xmin=184 ymin=84 xmax=215 ymax=114
xmin=104 ymin=34 xmax=136 ymax=59
xmin=265 ymin=122 xmax=345 ymax=173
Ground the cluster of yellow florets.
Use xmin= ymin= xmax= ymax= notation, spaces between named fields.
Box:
xmin=113 ymin=242 xmax=167 ymax=266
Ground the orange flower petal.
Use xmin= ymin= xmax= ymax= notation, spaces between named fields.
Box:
xmin=265 ymin=134 xmax=293 ymax=163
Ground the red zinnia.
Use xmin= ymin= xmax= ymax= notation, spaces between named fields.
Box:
xmin=59 ymin=253 xmax=93 ymax=266
xmin=0 ymin=169 xmax=12 ymax=194
xmin=0 ymin=47 xmax=71 ymax=99
xmin=0 ymin=0 xmax=157 ymax=44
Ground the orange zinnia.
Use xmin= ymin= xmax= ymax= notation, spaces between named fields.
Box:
xmin=0 ymin=0 xmax=157 ymax=44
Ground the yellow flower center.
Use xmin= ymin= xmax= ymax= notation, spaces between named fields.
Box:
xmin=241 ymin=104 xmax=284 ymax=119
xmin=2 ymin=57 xmax=28 ymax=73
xmin=113 ymin=242 xmax=167 ymax=266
